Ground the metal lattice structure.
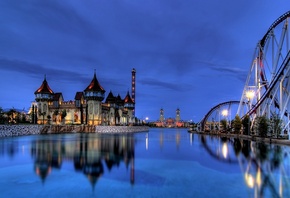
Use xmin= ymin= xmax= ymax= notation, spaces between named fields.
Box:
xmin=237 ymin=11 xmax=290 ymax=135
xmin=200 ymin=101 xmax=240 ymax=132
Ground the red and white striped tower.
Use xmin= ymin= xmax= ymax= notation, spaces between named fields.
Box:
xmin=131 ymin=68 xmax=136 ymax=116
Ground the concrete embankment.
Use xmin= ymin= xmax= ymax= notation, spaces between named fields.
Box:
xmin=191 ymin=131 xmax=290 ymax=146
xmin=0 ymin=125 xmax=149 ymax=138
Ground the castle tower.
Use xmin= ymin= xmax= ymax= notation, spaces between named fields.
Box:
xmin=84 ymin=70 xmax=105 ymax=125
xmin=34 ymin=75 xmax=54 ymax=124
xmin=176 ymin=108 xmax=180 ymax=122
xmin=124 ymin=91 xmax=135 ymax=125
xmin=131 ymin=68 xmax=136 ymax=116
xmin=160 ymin=108 xmax=164 ymax=122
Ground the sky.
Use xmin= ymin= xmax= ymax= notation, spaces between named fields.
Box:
xmin=0 ymin=0 xmax=289 ymax=122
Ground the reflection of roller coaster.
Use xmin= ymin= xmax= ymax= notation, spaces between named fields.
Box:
xmin=199 ymin=134 xmax=290 ymax=197
xmin=198 ymin=11 xmax=290 ymax=196
xmin=201 ymin=11 xmax=290 ymax=135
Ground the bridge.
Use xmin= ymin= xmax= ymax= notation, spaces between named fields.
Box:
xmin=200 ymin=11 xmax=290 ymax=136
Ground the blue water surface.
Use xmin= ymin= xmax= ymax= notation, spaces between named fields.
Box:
xmin=0 ymin=128 xmax=289 ymax=197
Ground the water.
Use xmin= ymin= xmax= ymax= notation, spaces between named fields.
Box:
xmin=0 ymin=128 xmax=290 ymax=198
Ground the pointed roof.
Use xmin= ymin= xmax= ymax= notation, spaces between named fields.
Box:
xmin=75 ymin=92 xmax=83 ymax=100
xmin=34 ymin=75 xmax=54 ymax=94
xmin=84 ymin=71 xmax=105 ymax=93
xmin=124 ymin=91 xmax=134 ymax=104
xmin=105 ymin=91 xmax=116 ymax=104
xmin=116 ymin=94 xmax=123 ymax=105
xmin=53 ymin=93 xmax=63 ymax=101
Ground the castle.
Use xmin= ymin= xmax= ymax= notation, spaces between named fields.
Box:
xmin=154 ymin=108 xmax=187 ymax=128
xmin=31 ymin=69 xmax=136 ymax=126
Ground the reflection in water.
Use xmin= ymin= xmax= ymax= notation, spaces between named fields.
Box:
xmin=201 ymin=135 xmax=290 ymax=197
xmin=30 ymin=134 xmax=135 ymax=188
xmin=145 ymin=133 xmax=149 ymax=150
xmin=2 ymin=130 xmax=290 ymax=197
xmin=0 ymin=139 xmax=18 ymax=158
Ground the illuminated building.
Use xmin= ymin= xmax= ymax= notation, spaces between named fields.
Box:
xmin=155 ymin=108 xmax=187 ymax=128
xmin=160 ymin=108 xmax=164 ymax=122
xmin=33 ymin=70 xmax=135 ymax=125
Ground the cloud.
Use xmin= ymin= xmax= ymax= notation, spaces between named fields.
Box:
xmin=139 ymin=77 xmax=194 ymax=92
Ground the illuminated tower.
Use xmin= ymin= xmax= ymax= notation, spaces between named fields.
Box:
xmin=34 ymin=75 xmax=54 ymax=124
xmin=131 ymin=68 xmax=136 ymax=116
xmin=160 ymin=108 xmax=164 ymax=122
xmin=84 ymin=70 xmax=105 ymax=125
xmin=176 ymin=108 xmax=180 ymax=122
xmin=124 ymin=91 xmax=135 ymax=124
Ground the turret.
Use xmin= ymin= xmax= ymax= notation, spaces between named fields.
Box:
xmin=124 ymin=91 xmax=135 ymax=110
xmin=105 ymin=91 xmax=117 ymax=108
xmin=34 ymin=75 xmax=54 ymax=102
xmin=176 ymin=108 xmax=180 ymax=122
xmin=160 ymin=108 xmax=164 ymax=122
xmin=84 ymin=71 xmax=105 ymax=101
xmin=84 ymin=71 xmax=106 ymax=125
xmin=34 ymin=76 xmax=54 ymax=124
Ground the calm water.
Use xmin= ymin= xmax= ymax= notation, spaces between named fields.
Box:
xmin=1 ymin=128 xmax=290 ymax=198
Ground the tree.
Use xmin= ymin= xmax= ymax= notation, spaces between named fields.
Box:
xmin=220 ymin=119 xmax=227 ymax=132
xmin=233 ymin=115 xmax=242 ymax=134
xmin=38 ymin=110 xmax=46 ymax=125
xmin=0 ymin=107 xmax=4 ymax=124
xmin=7 ymin=108 xmax=17 ymax=124
xmin=242 ymin=115 xmax=250 ymax=135
xmin=47 ymin=115 xmax=51 ymax=125
xmin=270 ymin=113 xmax=283 ymax=138
xmin=254 ymin=115 xmax=269 ymax=137
xmin=61 ymin=110 xmax=67 ymax=124
xmin=53 ymin=110 xmax=59 ymax=123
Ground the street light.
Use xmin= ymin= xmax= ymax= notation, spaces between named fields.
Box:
xmin=246 ymin=90 xmax=255 ymax=111
xmin=221 ymin=109 xmax=228 ymax=117
xmin=246 ymin=90 xmax=255 ymax=101
xmin=221 ymin=109 xmax=229 ymax=132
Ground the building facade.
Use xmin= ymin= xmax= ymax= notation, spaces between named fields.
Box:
xmin=32 ymin=71 xmax=135 ymax=126
xmin=155 ymin=108 xmax=187 ymax=128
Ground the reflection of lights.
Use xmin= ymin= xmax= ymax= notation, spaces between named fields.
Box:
xmin=279 ymin=173 xmax=283 ymax=197
xmin=221 ymin=109 xmax=228 ymax=117
xmin=175 ymin=132 xmax=180 ymax=146
xmin=159 ymin=133 xmax=163 ymax=148
xmin=244 ymin=168 xmax=261 ymax=189
xmin=245 ymin=173 xmax=255 ymax=188
xmin=22 ymin=145 xmax=25 ymax=154
xmin=145 ymin=133 xmax=149 ymax=150
xmin=190 ymin=133 xmax=192 ymax=145
xmin=222 ymin=143 xmax=228 ymax=158
xmin=256 ymin=168 xmax=261 ymax=187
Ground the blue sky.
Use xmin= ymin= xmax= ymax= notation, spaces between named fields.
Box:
xmin=0 ymin=0 xmax=289 ymax=122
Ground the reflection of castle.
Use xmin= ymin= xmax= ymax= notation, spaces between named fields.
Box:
xmin=155 ymin=108 xmax=188 ymax=128
xmin=31 ymin=69 xmax=136 ymax=126
xmin=30 ymin=134 xmax=135 ymax=187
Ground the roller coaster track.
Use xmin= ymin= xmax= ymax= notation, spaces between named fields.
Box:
xmin=247 ymin=51 xmax=290 ymax=117
xmin=200 ymin=100 xmax=240 ymax=131
xmin=236 ymin=10 xmax=290 ymax=132
xmin=197 ymin=12 xmax=290 ymax=197
xmin=260 ymin=11 xmax=290 ymax=48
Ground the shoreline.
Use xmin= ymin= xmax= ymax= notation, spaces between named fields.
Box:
xmin=190 ymin=131 xmax=290 ymax=146
xmin=0 ymin=124 xmax=149 ymax=138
